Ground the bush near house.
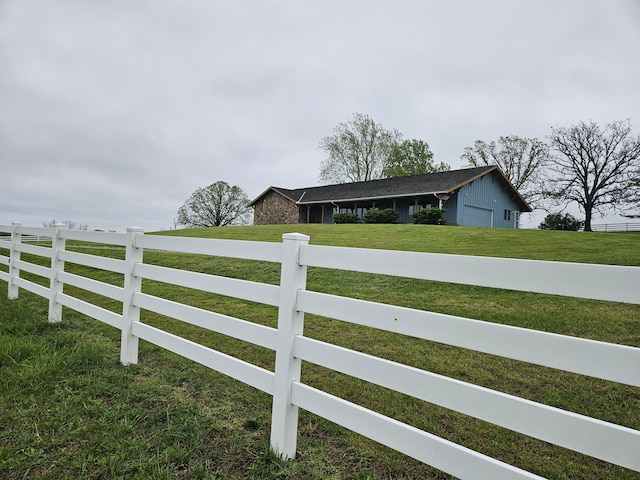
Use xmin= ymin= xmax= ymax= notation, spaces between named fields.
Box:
xmin=539 ymin=213 xmax=584 ymax=231
xmin=413 ymin=208 xmax=446 ymax=225
xmin=333 ymin=212 xmax=360 ymax=224
xmin=363 ymin=208 xmax=399 ymax=224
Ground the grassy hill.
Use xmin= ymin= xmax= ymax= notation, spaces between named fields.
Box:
xmin=157 ymin=223 xmax=640 ymax=265
xmin=1 ymin=225 xmax=638 ymax=479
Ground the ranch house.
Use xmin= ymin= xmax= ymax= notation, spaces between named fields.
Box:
xmin=249 ymin=166 xmax=532 ymax=228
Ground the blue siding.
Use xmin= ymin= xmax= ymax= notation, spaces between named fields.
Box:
xmin=390 ymin=196 xmax=444 ymax=223
xmin=442 ymin=194 xmax=458 ymax=225
xmin=395 ymin=199 xmax=417 ymax=223
xmin=456 ymin=171 xmax=523 ymax=228
xmin=303 ymin=171 xmax=524 ymax=228
xmin=323 ymin=205 xmax=333 ymax=223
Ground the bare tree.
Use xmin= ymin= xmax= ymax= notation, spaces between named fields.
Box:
xmin=546 ymin=119 xmax=640 ymax=231
xmin=319 ymin=113 xmax=401 ymax=184
xmin=461 ymin=135 xmax=549 ymax=207
xmin=622 ymin=177 xmax=640 ymax=218
xmin=43 ymin=219 xmax=85 ymax=229
xmin=177 ymin=181 xmax=251 ymax=228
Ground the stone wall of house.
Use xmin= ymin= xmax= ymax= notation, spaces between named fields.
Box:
xmin=253 ymin=191 xmax=301 ymax=225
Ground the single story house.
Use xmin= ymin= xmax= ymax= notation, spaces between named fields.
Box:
xmin=249 ymin=166 xmax=532 ymax=228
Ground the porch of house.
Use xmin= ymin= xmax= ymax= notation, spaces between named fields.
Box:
xmin=299 ymin=194 xmax=448 ymax=224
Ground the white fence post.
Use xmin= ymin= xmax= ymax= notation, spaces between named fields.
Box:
xmin=8 ymin=221 xmax=22 ymax=300
xmin=48 ymin=223 xmax=67 ymax=322
xmin=120 ymin=227 xmax=144 ymax=365
xmin=270 ymin=232 xmax=309 ymax=458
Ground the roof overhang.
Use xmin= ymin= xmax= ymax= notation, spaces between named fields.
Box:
xmin=490 ymin=167 xmax=533 ymax=212
xmin=447 ymin=165 xmax=498 ymax=192
xmin=449 ymin=165 xmax=532 ymax=213
xmin=252 ymin=166 xmax=532 ymax=213
xmin=248 ymin=186 xmax=298 ymax=207
xmin=297 ymin=191 xmax=450 ymax=205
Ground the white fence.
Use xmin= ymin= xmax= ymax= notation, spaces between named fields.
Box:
xmin=589 ymin=222 xmax=640 ymax=232
xmin=0 ymin=222 xmax=639 ymax=479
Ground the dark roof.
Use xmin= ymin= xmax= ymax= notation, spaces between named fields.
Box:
xmin=250 ymin=166 xmax=532 ymax=211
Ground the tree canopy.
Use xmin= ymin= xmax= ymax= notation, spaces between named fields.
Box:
xmin=177 ymin=181 xmax=251 ymax=228
xmin=460 ymin=135 xmax=549 ymax=207
xmin=318 ymin=113 xmax=402 ymax=184
xmin=545 ymin=119 xmax=640 ymax=231
xmin=382 ymin=139 xmax=450 ymax=177
xmin=538 ymin=213 xmax=583 ymax=231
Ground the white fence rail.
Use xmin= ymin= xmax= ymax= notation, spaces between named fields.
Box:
xmin=589 ymin=222 xmax=640 ymax=232
xmin=0 ymin=221 xmax=639 ymax=479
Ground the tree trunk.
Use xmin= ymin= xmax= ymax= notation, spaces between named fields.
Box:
xmin=583 ymin=205 xmax=593 ymax=232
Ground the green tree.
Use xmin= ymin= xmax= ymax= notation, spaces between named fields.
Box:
xmin=382 ymin=139 xmax=450 ymax=177
xmin=538 ymin=213 xmax=583 ymax=231
xmin=319 ymin=113 xmax=401 ymax=184
xmin=177 ymin=181 xmax=251 ymax=227
xmin=546 ymin=119 xmax=640 ymax=231
xmin=461 ymin=135 xmax=549 ymax=207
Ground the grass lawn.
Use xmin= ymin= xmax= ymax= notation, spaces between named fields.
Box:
xmin=0 ymin=225 xmax=638 ymax=479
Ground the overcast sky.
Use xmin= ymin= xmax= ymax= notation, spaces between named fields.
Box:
xmin=1 ymin=0 xmax=639 ymax=231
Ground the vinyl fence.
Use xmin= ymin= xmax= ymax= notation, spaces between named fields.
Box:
xmin=1 ymin=222 xmax=639 ymax=479
xmin=589 ymin=222 xmax=640 ymax=232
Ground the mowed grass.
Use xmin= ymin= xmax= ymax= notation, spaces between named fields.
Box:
xmin=0 ymin=225 xmax=639 ymax=479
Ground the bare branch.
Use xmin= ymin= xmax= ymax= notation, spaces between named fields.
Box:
xmin=546 ymin=119 xmax=640 ymax=231
xmin=461 ymin=135 xmax=549 ymax=207
xmin=318 ymin=113 xmax=401 ymax=184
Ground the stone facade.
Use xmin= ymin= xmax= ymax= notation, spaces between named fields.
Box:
xmin=252 ymin=191 xmax=302 ymax=225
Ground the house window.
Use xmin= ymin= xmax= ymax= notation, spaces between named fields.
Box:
xmin=504 ymin=209 xmax=511 ymax=221
xmin=411 ymin=202 xmax=433 ymax=215
xmin=333 ymin=206 xmax=346 ymax=215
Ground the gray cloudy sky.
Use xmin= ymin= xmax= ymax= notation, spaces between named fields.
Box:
xmin=1 ymin=0 xmax=639 ymax=231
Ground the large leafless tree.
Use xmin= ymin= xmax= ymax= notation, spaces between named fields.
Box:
xmin=318 ymin=113 xmax=401 ymax=184
xmin=546 ymin=119 xmax=640 ymax=231
xmin=177 ymin=181 xmax=251 ymax=227
xmin=461 ymin=135 xmax=549 ymax=207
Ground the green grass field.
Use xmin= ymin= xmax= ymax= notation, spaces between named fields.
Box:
xmin=0 ymin=225 xmax=639 ymax=479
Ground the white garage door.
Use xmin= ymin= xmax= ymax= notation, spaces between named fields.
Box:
xmin=463 ymin=205 xmax=493 ymax=227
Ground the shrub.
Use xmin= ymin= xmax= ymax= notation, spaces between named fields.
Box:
xmin=539 ymin=213 xmax=584 ymax=231
xmin=413 ymin=208 xmax=446 ymax=225
xmin=363 ymin=208 xmax=399 ymax=224
xmin=333 ymin=212 xmax=360 ymax=224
